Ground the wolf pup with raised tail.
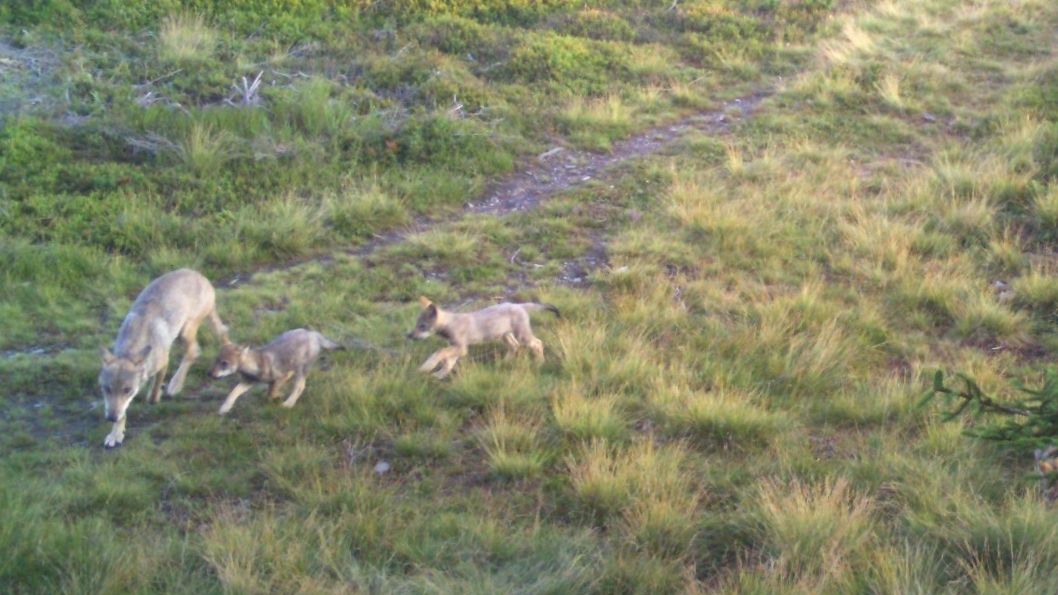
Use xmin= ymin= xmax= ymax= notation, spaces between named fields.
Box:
xmin=408 ymin=297 xmax=560 ymax=379
xmin=209 ymin=329 xmax=341 ymax=414
xmin=99 ymin=268 xmax=229 ymax=447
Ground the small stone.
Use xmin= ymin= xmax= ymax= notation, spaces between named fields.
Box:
xmin=374 ymin=461 xmax=391 ymax=475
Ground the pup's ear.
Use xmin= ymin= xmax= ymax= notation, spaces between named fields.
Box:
xmin=425 ymin=304 xmax=438 ymax=320
xmin=240 ymin=345 xmax=251 ymax=358
xmin=419 ymin=296 xmax=432 ymax=308
xmin=129 ymin=345 xmax=152 ymax=366
xmin=100 ymin=346 xmax=116 ymax=365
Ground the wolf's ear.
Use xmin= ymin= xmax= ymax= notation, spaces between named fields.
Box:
xmin=129 ymin=345 xmax=152 ymax=366
xmin=425 ymin=304 xmax=438 ymax=320
xmin=240 ymin=346 xmax=251 ymax=358
xmin=419 ymin=296 xmax=433 ymax=308
xmin=100 ymin=347 xmax=116 ymax=365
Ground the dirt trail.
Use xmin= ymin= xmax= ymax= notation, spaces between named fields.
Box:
xmin=1 ymin=86 xmax=772 ymax=362
xmin=225 ymin=87 xmax=773 ymax=287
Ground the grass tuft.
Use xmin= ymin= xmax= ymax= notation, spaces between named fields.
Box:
xmin=159 ymin=12 xmax=216 ymax=63
xmin=755 ymin=477 xmax=874 ymax=584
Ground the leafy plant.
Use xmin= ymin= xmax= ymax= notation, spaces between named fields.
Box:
xmin=922 ymin=370 xmax=1058 ymax=451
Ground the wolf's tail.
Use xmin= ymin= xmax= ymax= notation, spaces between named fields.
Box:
xmin=521 ymin=303 xmax=561 ymax=318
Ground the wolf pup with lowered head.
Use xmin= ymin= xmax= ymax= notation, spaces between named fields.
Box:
xmin=408 ymin=297 xmax=560 ymax=379
xmin=99 ymin=268 xmax=228 ymax=447
xmin=209 ymin=329 xmax=341 ymax=414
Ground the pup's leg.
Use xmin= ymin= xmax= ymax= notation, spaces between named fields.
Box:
xmin=267 ymin=371 xmax=294 ymax=400
xmin=433 ymin=346 xmax=466 ymax=379
xmin=515 ymin=323 xmax=546 ymax=363
xmin=167 ymin=320 xmax=202 ymax=396
xmin=528 ymin=337 xmax=545 ymax=363
xmin=419 ymin=349 xmax=447 ymax=374
xmin=104 ymin=416 xmax=127 ymax=448
xmin=281 ymin=374 xmax=307 ymax=409
xmin=218 ymin=382 xmax=254 ymax=415
xmin=503 ymin=333 xmax=520 ymax=359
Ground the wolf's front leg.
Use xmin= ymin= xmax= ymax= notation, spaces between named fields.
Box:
xmin=104 ymin=416 xmax=127 ymax=448
xmin=218 ymin=382 xmax=254 ymax=415
xmin=148 ymin=362 xmax=169 ymax=404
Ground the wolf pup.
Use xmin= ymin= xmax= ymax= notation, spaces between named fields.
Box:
xmin=209 ymin=329 xmax=341 ymax=414
xmin=99 ymin=268 xmax=228 ymax=447
xmin=1037 ymin=446 xmax=1058 ymax=503
xmin=407 ymin=297 xmax=560 ymax=379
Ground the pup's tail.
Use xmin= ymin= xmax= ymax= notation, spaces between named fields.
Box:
xmin=522 ymin=302 xmax=561 ymax=318
xmin=341 ymin=337 xmax=399 ymax=355
xmin=320 ymin=324 xmax=400 ymax=356
xmin=317 ymin=334 xmax=344 ymax=351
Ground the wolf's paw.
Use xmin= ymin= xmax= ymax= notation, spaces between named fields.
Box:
xmin=218 ymin=404 xmax=233 ymax=415
xmin=280 ymin=400 xmax=297 ymax=409
xmin=103 ymin=432 xmax=124 ymax=448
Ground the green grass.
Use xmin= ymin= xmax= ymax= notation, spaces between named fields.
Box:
xmin=6 ymin=0 xmax=1058 ymax=591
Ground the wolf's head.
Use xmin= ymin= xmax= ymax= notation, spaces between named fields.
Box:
xmin=99 ymin=346 xmax=151 ymax=422
xmin=210 ymin=341 xmax=247 ymax=378
xmin=407 ymin=297 xmax=440 ymax=340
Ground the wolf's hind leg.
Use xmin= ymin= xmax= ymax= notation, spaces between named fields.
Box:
xmin=167 ymin=320 xmax=203 ymax=396
xmin=209 ymin=308 xmax=230 ymax=344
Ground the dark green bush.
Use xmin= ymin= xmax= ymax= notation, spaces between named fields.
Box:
xmin=548 ymin=9 xmax=636 ymax=42
xmin=500 ymin=33 xmax=630 ymax=94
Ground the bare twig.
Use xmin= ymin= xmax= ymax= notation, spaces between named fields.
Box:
xmin=140 ymin=68 xmax=183 ymax=87
xmin=227 ymin=71 xmax=263 ymax=107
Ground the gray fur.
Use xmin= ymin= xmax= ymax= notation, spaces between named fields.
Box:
xmin=408 ymin=297 xmax=557 ymax=379
xmin=99 ymin=268 xmax=228 ymax=447
xmin=211 ymin=328 xmax=339 ymax=414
